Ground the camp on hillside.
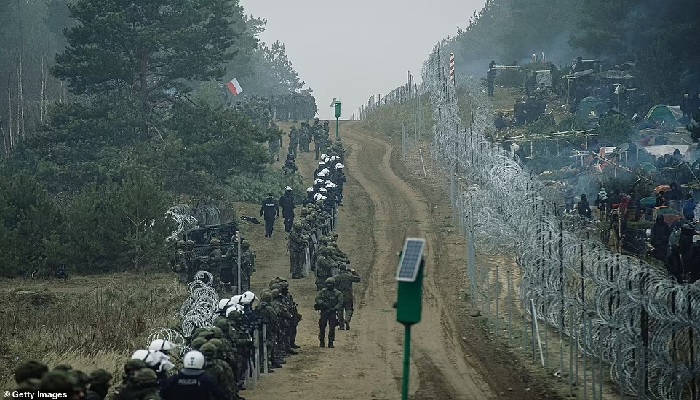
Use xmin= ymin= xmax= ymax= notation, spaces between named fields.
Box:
xmin=643 ymin=104 xmax=683 ymax=127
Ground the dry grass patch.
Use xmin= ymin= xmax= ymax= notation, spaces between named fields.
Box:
xmin=0 ymin=272 xmax=185 ymax=387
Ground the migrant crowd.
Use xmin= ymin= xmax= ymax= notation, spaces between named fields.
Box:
xmin=570 ymin=182 xmax=700 ymax=283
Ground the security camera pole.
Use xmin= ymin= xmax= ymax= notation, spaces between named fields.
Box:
xmin=395 ymin=238 xmax=426 ymax=400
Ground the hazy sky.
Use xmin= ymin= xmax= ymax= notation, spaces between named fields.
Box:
xmin=239 ymin=0 xmax=486 ymax=120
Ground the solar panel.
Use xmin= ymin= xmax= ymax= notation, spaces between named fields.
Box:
xmin=396 ymin=238 xmax=425 ymax=282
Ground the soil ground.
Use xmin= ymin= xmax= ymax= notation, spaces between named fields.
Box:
xmin=0 ymin=120 xmax=569 ymax=399
xmin=239 ymin=121 xmax=564 ymax=400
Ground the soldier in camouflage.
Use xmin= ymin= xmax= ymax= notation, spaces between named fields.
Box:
xmin=108 ymin=359 xmax=149 ymax=400
xmin=257 ymin=290 xmax=282 ymax=370
xmin=200 ymin=342 xmax=238 ymax=400
xmin=314 ymin=277 xmax=343 ymax=348
xmin=288 ymin=222 xmax=308 ymax=279
xmin=278 ymin=279 xmax=302 ymax=350
xmin=240 ymin=240 xmax=255 ymax=292
xmin=270 ymin=286 xmax=292 ymax=364
xmin=288 ymin=127 xmax=298 ymax=158
xmin=333 ymin=266 xmax=361 ymax=330
xmin=267 ymin=122 xmax=283 ymax=162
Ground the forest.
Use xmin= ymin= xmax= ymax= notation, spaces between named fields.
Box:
xmin=444 ymin=0 xmax=700 ymax=109
xmin=0 ymin=0 xmax=314 ymax=277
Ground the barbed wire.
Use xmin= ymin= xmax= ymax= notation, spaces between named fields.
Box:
xmin=422 ymin=43 xmax=700 ymax=399
xmin=178 ymin=271 xmax=219 ymax=338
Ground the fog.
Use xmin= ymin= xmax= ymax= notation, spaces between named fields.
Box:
xmin=240 ymin=0 xmax=486 ymax=119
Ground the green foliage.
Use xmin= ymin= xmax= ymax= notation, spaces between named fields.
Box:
xmin=0 ymin=168 xmax=174 ymax=277
xmin=163 ymin=101 xmax=269 ymax=179
xmin=225 ymin=170 xmax=306 ymax=203
xmin=0 ymin=172 xmax=64 ymax=277
xmin=52 ymin=0 xmax=244 ymax=137
xmin=598 ymin=112 xmax=632 ymax=145
xmin=64 ymin=172 xmax=174 ymax=273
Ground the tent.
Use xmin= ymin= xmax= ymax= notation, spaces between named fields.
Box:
xmin=576 ymin=96 xmax=604 ymax=126
xmin=643 ymin=105 xmax=682 ymax=126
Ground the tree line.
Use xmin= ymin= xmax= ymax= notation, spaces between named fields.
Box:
xmin=444 ymin=0 xmax=699 ymax=111
xmin=0 ymin=0 xmax=315 ymax=277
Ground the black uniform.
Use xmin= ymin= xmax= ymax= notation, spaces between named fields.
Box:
xmin=279 ymin=192 xmax=296 ymax=232
xmin=160 ymin=370 xmax=229 ymax=400
xmin=260 ymin=195 xmax=279 ymax=238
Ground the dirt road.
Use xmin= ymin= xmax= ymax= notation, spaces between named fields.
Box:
xmin=242 ymin=122 xmax=564 ymax=400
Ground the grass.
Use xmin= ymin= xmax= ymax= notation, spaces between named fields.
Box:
xmin=0 ymin=272 xmax=186 ymax=388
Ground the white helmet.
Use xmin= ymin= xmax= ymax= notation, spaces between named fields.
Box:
xmin=325 ymin=182 xmax=336 ymax=188
xmin=284 ymin=186 xmax=292 ymax=191
xmin=324 ymin=157 xmax=331 ymax=163
xmin=306 ymin=187 xmax=314 ymax=192
xmin=182 ymin=351 xmax=205 ymax=370
xmin=231 ymin=295 xmax=243 ymax=304
xmin=320 ymin=195 xmax=327 ymax=200
xmin=240 ymin=291 xmax=256 ymax=305
xmin=218 ymin=298 xmax=233 ymax=310
xmin=148 ymin=339 xmax=173 ymax=352
xmin=319 ymin=187 xmax=327 ymax=193
xmin=314 ymin=178 xmax=324 ymax=185
xmin=318 ymin=161 xmax=325 ymax=166
xmin=226 ymin=304 xmax=244 ymax=317
xmin=335 ymin=163 xmax=344 ymax=169
xmin=320 ymin=153 xmax=328 ymax=159
xmin=330 ymin=156 xmax=337 ymax=161
xmin=131 ymin=349 xmax=150 ymax=362
xmin=317 ymin=170 xmax=328 ymax=177
xmin=131 ymin=350 xmax=162 ymax=367
xmin=321 ymin=168 xmax=330 ymax=175
xmin=314 ymin=193 xmax=323 ymax=201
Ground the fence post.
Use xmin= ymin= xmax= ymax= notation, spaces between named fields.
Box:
xmin=262 ymin=323 xmax=268 ymax=374
xmin=495 ymin=264 xmax=500 ymax=336
xmin=507 ymin=269 xmax=513 ymax=344
xmin=253 ymin=328 xmax=259 ymax=387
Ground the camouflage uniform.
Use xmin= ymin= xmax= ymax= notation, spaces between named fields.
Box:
xmin=225 ymin=310 xmax=255 ymax=388
xmin=257 ymin=291 xmax=281 ymax=369
xmin=279 ymin=280 xmax=302 ymax=350
xmin=288 ymin=222 xmax=308 ymax=278
xmin=86 ymin=369 xmax=113 ymax=400
xmin=200 ymin=342 xmax=237 ymax=399
xmin=108 ymin=360 xmax=148 ymax=400
xmin=241 ymin=240 xmax=255 ymax=291
xmin=268 ymin=124 xmax=283 ymax=162
xmin=314 ymin=278 xmax=343 ymax=348
xmin=298 ymin=122 xmax=309 ymax=152
xmin=333 ymin=267 xmax=361 ymax=330
xmin=199 ymin=339 xmax=238 ymax=399
xmin=288 ymin=127 xmax=298 ymax=157
xmin=208 ymin=238 xmax=223 ymax=291
xmin=113 ymin=369 xmax=161 ymax=400
xmin=314 ymin=254 xmax=336 ymax=291
xmin=271 ymin=286 xmax=293 ymax=360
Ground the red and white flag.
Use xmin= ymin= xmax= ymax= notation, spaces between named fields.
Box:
xmin=226 ymin=78 xmax=242 ymax=96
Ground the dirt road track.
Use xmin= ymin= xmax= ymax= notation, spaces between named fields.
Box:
xmin=245 ymin=122 xmax=560 ymax=400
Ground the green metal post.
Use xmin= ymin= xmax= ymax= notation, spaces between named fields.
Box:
xmin=402 ymin=324 xmax=411 ymax=400
xmin=335 ymin=117 xmax=339 ymax=140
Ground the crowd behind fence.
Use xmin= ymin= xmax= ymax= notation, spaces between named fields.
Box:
xmin=417 ymin=44 xmax=700 ymax=400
